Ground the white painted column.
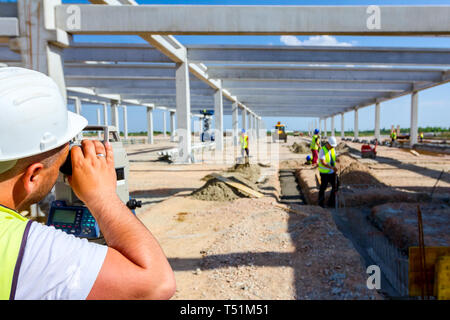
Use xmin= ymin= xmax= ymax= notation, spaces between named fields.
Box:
xmin=176 ymin=61 xmax=192 ymax=162
xmin=354 ymin=108 xmax=359 ymax=139
xmin=249 ymin=113 xmax=254 ymax=140
xmin=146 ymin=106 xmax=154 ymax=144
xmin=341 ymin=113 xmax=345 ymax=139
xmin=162 ymin=111 xmax=167 ymax=137
xmin=256 ymin=116 xmax=261 ymax=139
xmin=102 ymin=102 xmax=108 ymax=125
xmin=74 ymin=97 xmax=81 ymax=115
xmin=242 ymin=107 xmax=247 ymax=131
xmin=331 ymin=116 xmax=335 ymax=137
xmin=232 ymin=101 xmax=239 ymax=146
xmin=375 ymin=102 xmax=381 ymax=141
xmin=170 ymin=111 xmax=176 ymax=142
xmin=111 ymin=100 xmax=120 ymax=129
xmin=97 ymin=108 xmax=102 ymax=139
xmin=214 ymin=81 xmax=224 ymax=151
xmin=324 ymin=118 xmax=328 ymax=138
xmin=15 ymin=0 xmax=68 ymax=100
xmin=122 ymin=106 xmax=128 ymax=140
xmin=410 ymin=91 xmax=419 ymax=146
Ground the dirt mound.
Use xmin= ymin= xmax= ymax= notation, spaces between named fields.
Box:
xmin=290 ymin=142 xmax=310 ymax=154
xmin=369 ymin=202 xmax=450 ymax=253
xmin=228 ymin=164 xmax=261 ymax=184
xmin=191 ymin=179 xmax=244 ymax=201
xmin=191 ymin=164 xmax=262 ymax=201
xmin=295 ymin=155 xmax=430 ymax=207
xmin=337 ymin=155 xmax=384 ymax=187
xmin=335 ymin=142 xmax=349 ymax=153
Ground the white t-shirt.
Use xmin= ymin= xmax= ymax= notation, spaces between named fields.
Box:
xmin=319 ymin=148 xmax=335 ymax=174
xmin=14 ymin=221 xmax=107 ymax=300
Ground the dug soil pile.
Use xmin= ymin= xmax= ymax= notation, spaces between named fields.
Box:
xmin=337 ymin=154 xmax=384 ymax=187
xmin=191 ymin=164 xmax=261 ymax=201
xmin=295 ymin=154 xmax=430 ymax=206
xmin=369 ymin=202 xmax=450 ymax=254
xmin=335 ymin=142 xmax=349 ymax=153
xmin=290 ymin=142 xmax=310 ymax=154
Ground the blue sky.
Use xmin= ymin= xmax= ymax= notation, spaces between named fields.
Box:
xmin=56 ymin=0 xmax=450 ymax=132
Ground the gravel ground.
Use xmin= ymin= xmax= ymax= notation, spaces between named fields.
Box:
xmin=167 ymin=198 xmax=380 ymax=300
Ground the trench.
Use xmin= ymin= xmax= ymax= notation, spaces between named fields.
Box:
xmin=279 ymin=168 xmax=409 ymax=299
xmin=330 ymin=206 xmax=408 ymax=299
xmin=278 ymin=169 xmax=306 ymax=205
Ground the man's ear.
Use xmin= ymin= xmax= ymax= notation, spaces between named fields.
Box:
xmin=21 ymin=163 xmax=45 ymax=193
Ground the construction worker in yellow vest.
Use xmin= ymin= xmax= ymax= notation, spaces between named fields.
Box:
xmin=240 ymin=129 xmax=249 ymax=164
xmin=310 ymin=128 xmax=321 ymax=165
xmin=318 ymin=137 xmax=338 ymax=208
xmin=419 ymin=132 xmax=424 ymax=143
xmin=0 ymin=68 xmax=175 ymax=300
xmin=391 ymin=130 xmax=397 ymax=146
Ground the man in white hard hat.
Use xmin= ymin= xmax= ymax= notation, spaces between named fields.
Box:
xmin=317 ymin=136 xmax=338 ymax=208
xmin=0 ymin=67 xmax=175 ymax=300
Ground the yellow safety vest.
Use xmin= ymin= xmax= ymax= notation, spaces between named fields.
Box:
xmin=318 ymin=146 xmax=336 ymax=174
xmin=0 ymin=205 xmax=31 ymax=300
xmin=240 ymin=135 xmax=248 ymax=149
xmin=391 ymin=131 xmax=397 ymax=139
xmin=310 ymin=134 xmax=320 ymax=150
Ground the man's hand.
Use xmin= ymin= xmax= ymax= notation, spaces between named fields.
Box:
xmin=68 ymin=140 xmax=117 ymax=206
xmin=66 ymin=139 xmax=175 ymax=299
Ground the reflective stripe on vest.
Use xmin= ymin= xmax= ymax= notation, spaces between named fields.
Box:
xmin=0 ymin=205 xmax=31 ymax=300
xmin=318 ymin=146 xmax=336 ymax=174
xmin=310 ymin=135 xmax=319 ymax=150
xmin=240 ymin=135 xmax=248 ymax=149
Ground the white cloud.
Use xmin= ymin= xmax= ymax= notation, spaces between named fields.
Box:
xmin=280 ymin=35 xmax=353 ymax=47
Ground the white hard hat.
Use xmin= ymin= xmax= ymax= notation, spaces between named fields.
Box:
xmin=327 ymin=136 xmax=338 ymax=147
xmin=0 ymin=67 xmax=87 ymax=173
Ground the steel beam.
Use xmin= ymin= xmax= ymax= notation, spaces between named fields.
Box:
xmin=188 ymin=45 xmax=450 ymax=66
xmin=64 ymin=43 xmax=171 ymax=63
xmin=222 ymin=80 xmax=411 ymax=92
xmin=94 ymin=87 xmax=214 ymax=96
xmin=65 ymin=78 xmax=209 ymax=89
xmin=0 ymin=18 xmax=19 ymax=37
xmin=65 ymin=64 xmax=175 ymax=78
xmin=206 ymin=66 xmax=445 ymax=82
xmin=55 ymin=5 xmax=450 ymax=36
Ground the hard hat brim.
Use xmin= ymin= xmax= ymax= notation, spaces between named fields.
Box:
xmin=65 ymin=111 xmax=88 ymax=143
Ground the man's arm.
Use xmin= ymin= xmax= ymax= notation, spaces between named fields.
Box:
xmin=68 ymin=140 xmax=175 ymax=300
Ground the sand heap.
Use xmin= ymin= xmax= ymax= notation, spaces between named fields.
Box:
xmin=335 ymin=142 xmax=349 ymax=153
xmin=191 ymin=164 xmax=261 ymax=201
xmin=337 ymin=155 xmax=384 ymax=187
xmin=290 ymin=142 xmax=310 ymax=154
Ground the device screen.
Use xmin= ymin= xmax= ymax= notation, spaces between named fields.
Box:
xmin=53 ymin=209 xmax=76 ymax=224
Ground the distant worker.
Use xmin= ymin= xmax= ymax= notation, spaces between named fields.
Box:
xmin=305 ymin=155 xmax=312 ymax=165
xmin=390 ymin=130 xmax=397 ymax=146
xmin=310 ymin=129 xmax=321 ymax=165
xmin=419 ymin=132 xmax=424 ymax=143
xmin=240 ymin=129 xmax=249 ymax=164
xmin=0 ymin=68 xmax=175 ymax=300
xmin=318 ymin=136 xmax=338 ymax=208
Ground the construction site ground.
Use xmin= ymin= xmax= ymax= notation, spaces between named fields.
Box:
xmin=126 ymin=135 xmax=449 ymax=300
